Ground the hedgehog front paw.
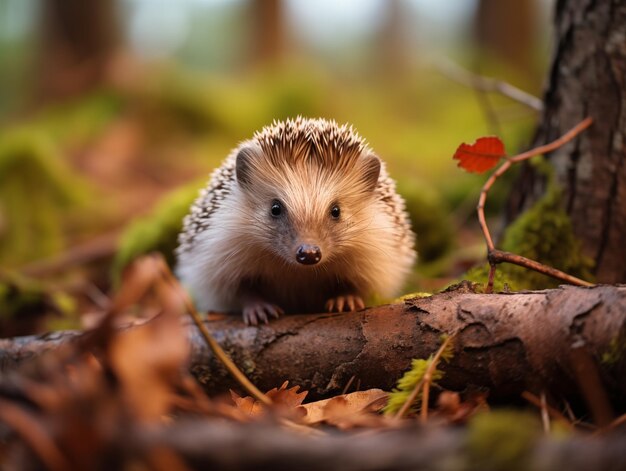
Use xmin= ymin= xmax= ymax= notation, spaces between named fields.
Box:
xmin=325 ymin=295 xmax=365 ymax=313
xmin=242 ymin=301 xmax=284 ymax=326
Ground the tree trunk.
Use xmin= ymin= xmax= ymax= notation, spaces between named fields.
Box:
xmin=35 ymin=0 xmax=120 ymax=102
xmin=2 ymin=284 xmax=625 ymax=409
xmin=248 ymin=0 xmax=285 ymax=66
xmin=506 ymin=0 xmax=626 ymax=283
xmin=473 ymin=0 xmax=539 ymax=76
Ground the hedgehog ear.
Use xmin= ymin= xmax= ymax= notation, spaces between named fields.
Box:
xmin=360 ymin=154 xmax=381 ymax=192
xmin=235 ymin=144 xmax=261 ymax=191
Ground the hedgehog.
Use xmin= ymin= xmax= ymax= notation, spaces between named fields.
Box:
xmin=176 ymin=117 xmax=416 ymax=325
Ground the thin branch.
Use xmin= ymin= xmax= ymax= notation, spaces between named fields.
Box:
xmin=486 ymin=263 xmax=497 ymax=294
xmin=476 ymin=118 xmax=594 ymax=291
xmin=521 ymin=391 xmax=573 ymax=431
xmin=489 ymin=250 xmax=593 ymax=287
xmin=510 ymin=117 xmax=594 ymax=162
xmin=154 ymin=256 xmax=272 ymax=406
xmin=539 ymin=392 xmax=551 ymax=433
xmin=393 ymin=334 xmax=456 ymax=421
xmin=595 ymin=413 xmax=626 ymax=435
xmin=420 ymin=334 xmax=456 ymax=423
xmin=435 ymin=57 xmax=543 ymax=111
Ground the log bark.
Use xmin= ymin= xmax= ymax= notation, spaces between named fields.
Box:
xmin=507 ymin=0 xmax=626 ymax=283
xmin=136 ymin=421 xmax=626 ymax=471
xmin=1 ymin=284 xmax=625 ymax=406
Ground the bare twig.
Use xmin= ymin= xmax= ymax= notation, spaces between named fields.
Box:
xmin=521 ymin=391 xmax=572 ymax=431
xmin=539 ymin=392 xmax=551 ymax=433
xmin=393 ymin=333 xmax=456 ymax=421
xmin=435 ymin=57 xmax=543 ymax=111
xmin=488 ymin=250 xmax=593 ymax=287
xmin=595 ymin=413 xmax=626 ymax=435
xmin=477 ymin=117 xmax=594 ymax=293
xmin=420 ymin=334 xmax=455 ymax=423
xmin=153 ymin=255 xmax=272 ymax=406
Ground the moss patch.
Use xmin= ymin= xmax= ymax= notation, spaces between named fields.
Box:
xmin=112 ymin=180 xmax=205 ymax=283
xmin=465 ymin=159 xmax=594 ymax=291
xmin=466 ymin=410 xmax=541 ymax=471
xmin=0 ymin=127 xmax=89 ymax=266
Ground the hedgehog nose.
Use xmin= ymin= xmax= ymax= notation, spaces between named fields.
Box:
xmin=296 ymin=244 xmax=322 ymax=265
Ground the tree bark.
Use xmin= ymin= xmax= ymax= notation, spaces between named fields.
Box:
xmin=1 ymin=284 xmax=625 ymax=407
xmin=36 ymin=0 xmax=120 ymax=102
xmin=473 ymin=0 xmax=539 ymax=77
xmin=248 ymin=0 xmax=286 ymax=66
xmin=507 ymin=0 xmax=626 ymax=283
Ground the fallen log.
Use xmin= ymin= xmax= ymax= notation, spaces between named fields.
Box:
xmin=1 ymin=284 xmax=625 ymax=406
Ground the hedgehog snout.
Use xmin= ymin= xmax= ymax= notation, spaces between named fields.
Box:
xmin=295 ymin=244 xmax=322 ymax=265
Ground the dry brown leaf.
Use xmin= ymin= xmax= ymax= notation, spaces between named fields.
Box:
xmin=230 ymin=390 xmax=265 ymax=417
xmin=107 ymin=257 xmax=189 ymax=422
xmin=300 ymin=389 xmax=388 ymax=428
xmin=230 ymin=382 xmax=309 ymax=419
xmin=266 ymin=381 xmax=308 ymax=408
xmin=435 ymin=390 xmax=489 ymax=424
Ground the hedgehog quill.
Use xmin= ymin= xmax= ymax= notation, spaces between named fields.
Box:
xmin=176 ymin=117 xmax=416 ymax=325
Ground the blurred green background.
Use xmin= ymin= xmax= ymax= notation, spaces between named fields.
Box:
xmin=0 ymin=0 xmax=555 ymax=333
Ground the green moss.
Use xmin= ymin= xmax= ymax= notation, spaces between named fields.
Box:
xmin=464 ymin=264 xmax=520 ymax=293
xmin=384 ymin=335 xmax=454 ymax=415
xmin=465 ymin=159 xmax=594 ymax=291
xmin=396 ymin=180 xmax=453 ymax=263
xmin=467 ymin=410 xmax=540 ymax=471
xmin=112 ymin=180 xmax=205 ymax=283
xmin=0 ymin=127 xmax=89 ymax=266
xmin=35 ymin=90 xmax=124 ymax=146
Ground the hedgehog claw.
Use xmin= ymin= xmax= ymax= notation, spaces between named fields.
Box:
xmin=243 ymin=301 xmax=284 ymax=326
xmin=325 ymin=295 xmax=365 ymax=313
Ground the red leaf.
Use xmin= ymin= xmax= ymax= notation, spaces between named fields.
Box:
xmin=453 ymin=136 xmax=506 ymax=173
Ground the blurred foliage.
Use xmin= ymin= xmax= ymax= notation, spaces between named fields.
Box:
xmin=396 ymin=179 xmax=453 ymax=263
xmin=34 ymin=90 xmax=125 ymax=146
xmin=465 ymin=158 xmax=594 ymax=291
xmin=467 ymin=410 xmax=541 ymax=471
xmin=0 ymin=126 xmax=89 ymax=266
xmin=112 ymin=180 xmax=204 ymax=283
xmin=0 ymin=271 xmax=77 ymax=336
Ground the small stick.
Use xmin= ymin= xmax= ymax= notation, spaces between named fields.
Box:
xmin=435 ymin=57 xmax=543 ymax=111
xmin=154 ymin=256 xmax=272 ymax=406
xmin=489 ymin=250 xmax=593 ymax=287
xmin=521 ymin=391 xmax=572 ymax=430
xmin=341 ymin=375 xmax=356 ymax=395
xmin=540 ymin=391 xmax=551 ymax=433
xmin=393 ymin=334 xmax=455 ymax=420
xmin=595 ymin=413 xmax=626 ymax=435
xmin=420 ymin=334 xmax=456 ymax=423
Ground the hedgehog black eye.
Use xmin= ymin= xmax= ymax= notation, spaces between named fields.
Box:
xmin=330 ymin=204 xmax=341 ymax=219
xmin=270 ymin=200 xmax=283 ymax=218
